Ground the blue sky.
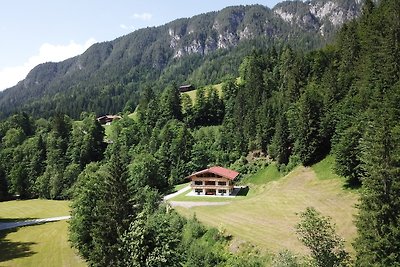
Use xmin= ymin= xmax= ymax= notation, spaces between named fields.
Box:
xmin=0 ymin=0 xmax=282 ymax=91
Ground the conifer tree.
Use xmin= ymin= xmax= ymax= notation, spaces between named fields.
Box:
xmin=288 ymin=84 xmax=324 ymax=166
xmin=355 ymin=101 xmax=400 ymax=266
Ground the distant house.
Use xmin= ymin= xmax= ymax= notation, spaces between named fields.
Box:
xmin=179 ymin=84 xmax=195 ymax=93
xmin=187 ymin=166 xmax=239 ymax=196
xmin=96 ymin=115 xmax=122 ymax=125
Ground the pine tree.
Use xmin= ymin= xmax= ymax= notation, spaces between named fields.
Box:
xmin=269 ymin=113 xmax=291 ymax=165
xmin=355 ymin=103 xmax=400 ymax=266
xmin=159 ymin=84 xmax=182 ymax=124
xmin=71 ymin=141 xmax=137 ymax=266
xmin=334 ymin=124 xmax=363 ymax=187
xmin=288 ymin=84 xmax=324 ymax=166
xmin=69 ymin=163 xmax=103 ymax=261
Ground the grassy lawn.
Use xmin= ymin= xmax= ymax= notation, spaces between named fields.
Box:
xmin=183 ymin=89 xmax=197 ymax=102
xmin=182 ymin=83 xmax=223 ymax=103
xmin=173 ymin=164 xmax=359 ymax=255
xmin=0 ymin=200 xmax=86 ymax=267
xmin=103 ymin=124 xmax=113 ymax=139
xmin=0 ymin=221 xmax=86 ymax=267
xmin=311 ymin=154 xmax=342 ymax=181
xmin=174 ymin=182 xmax=190 ymax=191
xmin=128 ymin=111 xmax=138 ymax=121
xmin=242 ymin=163 xmax=282 ymax=185
xmin=0 ymin=199 xmax=70 ymax=221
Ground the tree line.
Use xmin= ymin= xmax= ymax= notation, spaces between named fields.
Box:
xmin=0 ymin=1 xmax=356 ymax=120
xmin=0 ymin=0 xmax=399 ymax=265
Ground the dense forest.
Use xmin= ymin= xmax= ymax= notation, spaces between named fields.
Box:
xmin=0 ymin=1 xmax=363 ymax=120
xmin=0 ymin=0 xmax=399 ymax=266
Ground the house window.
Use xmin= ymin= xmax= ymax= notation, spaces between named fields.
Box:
xmin=218 ymin=181 xmax=226 ymax=186
xmin=205 ymin=181 xmax=216 ymax=186
xmin=194 ymin=181 xmax=203 ymax=186
xmin=219 ymin=189 xmax=227 ymax=195
xmin=195 ymin=189 xmax=203 ymax=195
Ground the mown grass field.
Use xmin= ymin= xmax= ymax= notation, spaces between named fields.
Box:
xmin=172 ymin=158 xmax=359 ymax=255
xmin=0 ymin=199 xmax=70 ymax=221
xmin=0 ymin=200 xmax=86 ymax=267
xmin=182 ymin=83 xmax=223 ymax=103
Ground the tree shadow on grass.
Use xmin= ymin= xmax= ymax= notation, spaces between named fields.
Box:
xmin=0 ymin=228 xmax=37 ymax=263
xmin=343 ymin=180 xmax=362 ymax=190
xmin=342 ymin=176 xmax=362 ymax=190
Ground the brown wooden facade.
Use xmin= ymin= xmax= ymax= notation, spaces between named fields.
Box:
xmin=187 ymin=166 xmax=239 ymax=196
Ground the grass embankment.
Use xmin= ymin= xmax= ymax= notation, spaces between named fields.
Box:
xmin=311 ymin=154 xmax=342 ymax=181
xmin=0 ymin=200 xmax=86 ymax=267
xmin=242 ymin=163 xmax=282 ymax=185
xmin=172 ymin=159 xmax=358 ymax=255
xmin=174 ymin=182 xmax=190 ymax=191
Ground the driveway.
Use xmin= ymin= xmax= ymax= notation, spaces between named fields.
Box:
xmin=164 ymin=185 xmax=232 ymax=208
xmin=0 ymin=216 xmax=71 ymax=231
xmin=163 ymin=185 xmax=191 ymax=200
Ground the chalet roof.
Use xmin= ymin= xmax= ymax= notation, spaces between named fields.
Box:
xmin=179 ymin=84 xmax=195 ymax=92
xmin=188 ymin=166 xmax=239 ymax=180
xmin=179 ymin=84 xmax=193 ymax=89
xmin=97 ymin=114 xmax=122 ymax=120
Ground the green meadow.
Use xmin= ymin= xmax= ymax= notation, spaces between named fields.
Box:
xmin=0 ymin=200 xmax=86 ymax=267
xmin=172 ymin=158 xmax=359 ymax=255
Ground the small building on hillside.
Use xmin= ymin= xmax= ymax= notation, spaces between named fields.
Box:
xmin=187 ymin=166 xmax=239 ymax=196
xmin=179 ymin=84 xmax=195 ymax=93
xmin=96 ymin=115 xmax=122 ymax=125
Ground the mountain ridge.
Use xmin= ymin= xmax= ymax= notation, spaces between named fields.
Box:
xmin=0 ymin=0 xmax=366 ymax=119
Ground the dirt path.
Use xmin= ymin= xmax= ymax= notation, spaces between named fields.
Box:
xmin=0 ymin=216 xmax=71 ymax=231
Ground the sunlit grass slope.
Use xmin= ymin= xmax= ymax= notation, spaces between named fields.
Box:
xmin=174 ymin=161 xmax=358 ymax=255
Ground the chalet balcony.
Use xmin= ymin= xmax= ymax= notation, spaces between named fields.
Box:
xmin=191 ymin=184 xmax=233 ymax=190
xmin=191 ymin=181 xmax=232 ymax=186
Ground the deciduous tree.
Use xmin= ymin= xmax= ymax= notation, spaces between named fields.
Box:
xmin=296 ymin=207 xmax=349 ymax=267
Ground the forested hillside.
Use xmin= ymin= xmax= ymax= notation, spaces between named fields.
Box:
xmin=0 ymin=1 xmax=364 ymax=119
xmin=0 ymin=0 xmax=398 ymax=265
xmin=72 ymin=0 xmax=399 ymax=265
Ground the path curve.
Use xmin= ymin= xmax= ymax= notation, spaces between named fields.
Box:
xmin=163 ymin=185 xmax=191 ymax=200
xmin=0 ymin=216 xmax=71 ymax=231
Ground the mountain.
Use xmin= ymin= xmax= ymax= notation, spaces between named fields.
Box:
xmin=0 ymin=0 xmax=366 ymax=119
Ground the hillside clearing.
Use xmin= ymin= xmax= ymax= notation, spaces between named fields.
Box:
xmin=182 ymin=83 xmax=223 ymax=103
xmin=173 ymin=165 xmax=358 ymax=255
